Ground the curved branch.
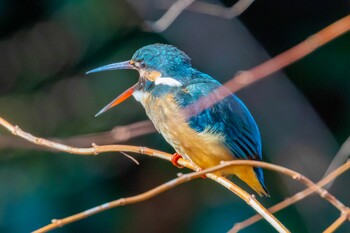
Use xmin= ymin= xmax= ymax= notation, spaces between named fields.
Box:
xmin=183 ymin=14 xmax=350 ymax=118
xmin=33 ymin=168 xmax=213 ymax=233
xmin=158 ymin=0 xmax=255 ymax=19
xmin=323 ymin=208 xmax=350 ymax=233
xmin=0 ymin=116 xmax=288 ymax=233
xmin=32 ymin=158 xmax=349 ymax=232
xmin=0 ymin=120 xmax=155 ymax=151
xmin=146 ymin=0 xmax=196 ymax=32
xmin=230 ymin=159 xmax=350 ymax=232
xmin=147 ymin=0 xmax=255 ymax=32
xmin=1 ymin=12 xmax=349 ymax=233
xmin=2 ymin=116 xmax=349 ymax=232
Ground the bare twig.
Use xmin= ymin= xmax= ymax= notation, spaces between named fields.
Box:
xmin=1 ymin=14 xmax=349 ymax=233
xmin=323 ymin=208 xmax=350 ymax=233
xmin=35 ymin=159 xmax=315 ymax=233
xmin=2 ymin=116 xmax=348 ymax=232
xmin=184 ymin=14 xmax=350 ymax=118
xmin=230 ymin=159 xmax=350 ymax=232
xmin=33 ymin=167 xmax=215 ymax=233
xmin=146 ymin=0 xmax=196 ymax=32
xmin=159 ymin=0 xmax=254 ymax=19
xmin=120 ymin=151 xmax=140 ymax=165
xmin=32 ymin=158 xmax=349 ymax=232
xmin=0 ymin=116 xmax=288 ymax=233
xmin=4 ymin=16 xmax=348 ymax=152
xmin=228 ymin=15 xmax=350 ymax=91
xmin=147 ymin=0 xmax=254 ymax=32
xmin=323 ymin=137 xmax=350 ymax=189
xmin=0 ymin=120 xmax=155 ymax=151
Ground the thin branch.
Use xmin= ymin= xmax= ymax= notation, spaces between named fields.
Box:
xmin=2 ymin=117 xmax=349 ymax=232
xmin=184 ymin=14 xmax=350 ymax=118
xmin=228 ymin=15 xmax=350 ymax=91
xmin=0 ymin=116 xmax=288 ymax=233
xmin=2 ymin=15 xmax=349 ymax=233
xmin=146 ymin=0 xmax=196 ymax=32
xmin=0 ymin=120 xmax=155 ymax=151
xmin=7 ymin=15 xmax=346 ymax=152
xmin=33 ymin=167 xmax=214 ymax=233
xmin=323 ymin=137 xmax=350 ymax=189
xmin=32 ymin=158 xmax=349 ymax=232
xmin=35 ymin=159 xmax=308 ymax=233
xmin=323 ymin=208 xmax=350 ymax=233
xmin=147 ymin=0 xmax=254 ymax=32
xmin=158 ymin=0 xmax=255 ymax=19
xmin=230 ymin=159 xmax=350 ymax=232
xmin=120 ymin=151 xmax=140 ymax=165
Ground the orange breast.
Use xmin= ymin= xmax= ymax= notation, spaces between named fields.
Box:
xmin=139 ymin=92 xmax=268 ymax=196
xmin=140 ymin=92 xmax=232 ymax=169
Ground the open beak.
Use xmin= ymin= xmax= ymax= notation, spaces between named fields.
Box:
xmin=94 ymin=84 xmax=137 ymax=117
xmin=86 ymin=60 xmax=138 ymax=117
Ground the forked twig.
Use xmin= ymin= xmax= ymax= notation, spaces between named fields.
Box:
xmin=0 ymin=12 xmax=349 ymax=233
xmin=0 ymin=120 xmax=155 ymax=151
xmin=323 ymin=208 xmax=350 ymax=233
xmin=0 ymin=117 xmax=288 ymax=233
xmin=323 ymin=137 xmax=350 ymax=189
xmin=147 ymin=0 xmax=254 ymax=32
xmin=230 ymin=159 xmax=350 ymax=232
xmin=36 ymin=158 xmax=334 ymax=233
xmin=1 ymin=117 xmax=349 ymax=232
xmin=158 ymin=0 xmax=254 ymax=19
xmin=146 ymin=0 xmax=196 ymax=32
xmin=184 ymin=14 xmax=350 ymax=118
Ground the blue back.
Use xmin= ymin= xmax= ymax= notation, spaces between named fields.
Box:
xmin=133 ymin=44 xmax=265 ymax=186
xmin=172 ymin=70 xmax=264 ymax=185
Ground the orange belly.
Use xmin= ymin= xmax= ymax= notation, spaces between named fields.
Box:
xmin=139 ymin=92 xmax=267 ymax=196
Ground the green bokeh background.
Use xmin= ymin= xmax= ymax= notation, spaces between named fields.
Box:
xmin=0 ymin=1 xmax=349 ymax=232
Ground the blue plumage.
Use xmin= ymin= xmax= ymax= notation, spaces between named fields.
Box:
xmin=87 ymin=43 xmax=269 ymax=196
xmin=172 ymin=70 xmax=266 ymax=191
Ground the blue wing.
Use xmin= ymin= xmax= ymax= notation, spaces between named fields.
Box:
xmin=175 ymin=74 xmax=265 ymax=186
xmin=176 ymin=77 xmax=262 ymax=161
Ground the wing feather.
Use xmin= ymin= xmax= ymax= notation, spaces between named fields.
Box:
xmin=176 ymin=79 xmax=262 ymax=161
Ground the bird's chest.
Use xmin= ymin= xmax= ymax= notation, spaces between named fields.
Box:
xmin=133 ymin=90 xmax=232 ymax=167
xmin=136 ymin=90 xmax=187 ymax=153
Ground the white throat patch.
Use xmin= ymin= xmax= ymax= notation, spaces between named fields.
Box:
xmin=132 ymin=90 xmax=144 ymax=102
xmin=155 ymin=77 xmax=182 ymax=87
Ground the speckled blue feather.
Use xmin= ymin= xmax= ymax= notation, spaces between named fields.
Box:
xmin=132 ymin=44 xmax=193 ymax=81
xmin=173 ymin=71 xmax=266 ymax=188
xmin=132 ymin=44 xmax=267 ymax=191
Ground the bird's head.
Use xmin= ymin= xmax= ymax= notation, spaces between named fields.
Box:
xmin=86 ymin=44 xmax=193 ymax=116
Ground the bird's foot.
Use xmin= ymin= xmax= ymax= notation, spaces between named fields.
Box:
xmin=196 ymin=168 xmax=207 ymax=179
xmin=171 ymin=153 xmax=184 ymax=168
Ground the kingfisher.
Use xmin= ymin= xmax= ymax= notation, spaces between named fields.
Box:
xmin=86 ymin=44 xmax=269 ymax=196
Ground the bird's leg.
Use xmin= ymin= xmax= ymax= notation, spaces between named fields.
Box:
xmin=196 ymin=167 xmax=207 ymax=179
xmin=171 ymin=152 xmax=184 ymax=168
xmin=171 ymin=153 xmax=206 ymax=178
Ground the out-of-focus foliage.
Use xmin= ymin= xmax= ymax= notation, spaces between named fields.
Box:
xmin=0 ymin=0 xmax=349 ymax=232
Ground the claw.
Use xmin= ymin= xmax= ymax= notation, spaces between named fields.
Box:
xmin=197 ymin=168 xmax=207 ymax=179
xmin=171 ymin=153 xmax=184 ymax=168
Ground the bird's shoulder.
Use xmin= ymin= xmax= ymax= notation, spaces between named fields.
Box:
xmin=174 ymin=72 xmax=262 ymax=160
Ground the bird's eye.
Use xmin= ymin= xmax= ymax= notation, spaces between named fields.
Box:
xmin=134 ymin=61 xmax=146 ymax=69
xmin=139 ymin=61 xmax=146 ymax=68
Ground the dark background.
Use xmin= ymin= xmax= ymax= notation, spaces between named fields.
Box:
xmin=0 ymin=0 xmax=349 ymax=232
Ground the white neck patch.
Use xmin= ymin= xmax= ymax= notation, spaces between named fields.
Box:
xmin=132 ymin=90 xmax=144 ymax=102
xmin=154 ymin=77 xmax=182 ymax=87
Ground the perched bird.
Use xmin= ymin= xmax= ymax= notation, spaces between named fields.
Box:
xmin=87 ymin=44 xmax=269 ymax=196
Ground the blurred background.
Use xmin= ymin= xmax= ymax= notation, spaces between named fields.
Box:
xmin=0 ymin=0 xmax=349 ymax=232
